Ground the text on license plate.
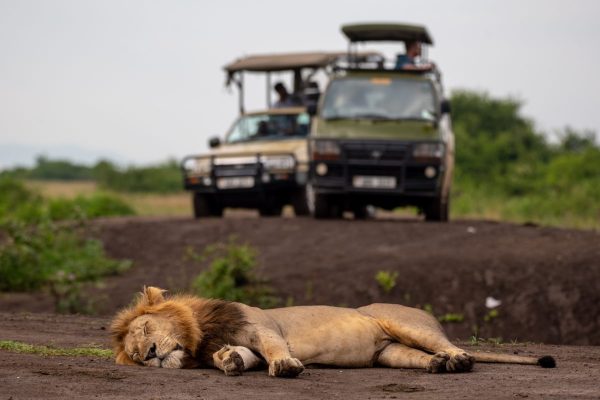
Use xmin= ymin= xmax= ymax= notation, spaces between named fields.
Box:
xmin=352 ymin=175 xmax=396 ymax=189
xmin=216 ymin=177 xmax=255 ymax=189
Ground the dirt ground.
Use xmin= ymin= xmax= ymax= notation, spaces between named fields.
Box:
xmin=1 ymin=312 xmax=600 ymax=399
xmin=1 ymin=214 xmax=600 ymax=398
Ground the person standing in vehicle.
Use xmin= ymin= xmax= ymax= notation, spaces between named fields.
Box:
xmin=273 ymin=82 xmax=300 ymax=108
xmin=395 ymin=41 xmax=432 ymax=70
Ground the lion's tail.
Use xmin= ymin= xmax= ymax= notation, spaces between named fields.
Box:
xmin=472 ymin=351 xmax=556 ymax=368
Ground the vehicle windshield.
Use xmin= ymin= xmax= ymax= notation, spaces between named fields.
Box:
xmin=321 ymin=77 xmax=436 ymax=121
xmin=226 ymin=113 xmax=311 ymax=144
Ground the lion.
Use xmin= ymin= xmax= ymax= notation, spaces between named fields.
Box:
xmin=111 ymin=287 xmax=556 ymax=377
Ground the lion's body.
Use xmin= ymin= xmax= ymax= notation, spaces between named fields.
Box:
xmin=111 ymin=287 xmax=555 ymax=377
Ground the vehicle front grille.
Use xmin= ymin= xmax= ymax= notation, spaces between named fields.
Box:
xmin=343 ymin=142 xmax=407 ymax=163
xmin=213 ymin=164 xmax=258 ymax=177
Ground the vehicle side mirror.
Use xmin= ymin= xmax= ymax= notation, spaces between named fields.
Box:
xmin=306 ymin=104 xmax=318 ymax=117
xmin=208 ymin=137 xmax=221 ymax=148
xmin=441 ymin=99 xmax=451 ymax=115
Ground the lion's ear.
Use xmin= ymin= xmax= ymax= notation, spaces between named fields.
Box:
xmin=140 ymin=286 xmax=167 ymax=306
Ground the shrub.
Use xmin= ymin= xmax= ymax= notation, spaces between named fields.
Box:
xmin=0 ymin=219 xmax=131 ymax=293
xmin=189 ymin=238 xmax=279 ymax=308
xmin=95 ymin=160 xmax=182 ymax=193
xmin=375 ymin=270 xmax=398 ymax=294
xmin=0 ymin=178 xmax=45 ymax=223
xmin=47 ymin=193 xmax=135 ymax=220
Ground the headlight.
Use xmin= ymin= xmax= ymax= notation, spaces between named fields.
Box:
xmin=412 ymin=143 xmax=444 ymax=160
xmin=260 ymin=155 xmax=295 ymax=171
xmin=311 ymin=140 xmax=340 ymax=161
xmin=183 ymin=158 xmax=211 ymax=175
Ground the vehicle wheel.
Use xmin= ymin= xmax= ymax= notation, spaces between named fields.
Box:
xmin=424 ymin=196 xmax=449 ymax=222
xmin=192 ymin=193 xmax=223 ymax=218
xmin=291 ymin=188 xmax=310 ymax=216
xmin=352 ymin=205 xmax=368 ymax=220
xmin=259 ymin=204 xmax=283 ymax=217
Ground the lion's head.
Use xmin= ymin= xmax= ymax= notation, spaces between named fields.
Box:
xmin=110 ymin=286 xmax=201 ymax=368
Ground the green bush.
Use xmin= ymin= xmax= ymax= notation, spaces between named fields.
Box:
xmin=0 ymin=178 xmax=133 ymax=312
xmin=47 ymin=193 xmax=135 ymax=220
xmin=450 ymin=90 xmax=600 ymax=228
xmin=375 ymin=270 xmax=398 ymax=294
xmin=95 ymin=160 xmax=182 ymax=193
xmin=189 ymin=238 xmax=279 ymax=308
xmin=0 ymin=177 xmax=135 ymax=223
xmin=0 ymin=219 xmax=131 ymax=292
xmin=0 ymin=178 xmax=45 ymax=223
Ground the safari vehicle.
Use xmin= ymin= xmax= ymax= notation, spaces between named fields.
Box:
xmin=181 ymin=52 xmax=347 ymax=217
xmin=308 ymin=23 xmax=454 ymax=221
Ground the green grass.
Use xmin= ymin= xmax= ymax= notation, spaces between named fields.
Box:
xmin=0 ymin=340 xmax=113 ymax=358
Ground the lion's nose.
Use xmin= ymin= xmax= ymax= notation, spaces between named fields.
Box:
xmin=145 ymin=343 xmax=157 ymax=360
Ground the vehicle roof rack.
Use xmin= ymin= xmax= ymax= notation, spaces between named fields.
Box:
xmin=341 ymin=23 xmax=433 ymax=44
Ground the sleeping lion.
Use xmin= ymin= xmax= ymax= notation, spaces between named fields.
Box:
xmin=111 ymin=287 xmax=555 ymax=377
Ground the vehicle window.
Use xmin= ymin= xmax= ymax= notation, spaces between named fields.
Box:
xmin=226 ymin=113 xmax=310 ymax=144
xmin=321 ymin=78 xmax=436 ymax=121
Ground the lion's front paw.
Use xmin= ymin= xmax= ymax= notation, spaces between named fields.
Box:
xmin=427 ymin=352 xmax=450 ymax=373
xmin=214 ymin=346 xmax=245 ymax=376
xmin=222 ymin=350 xmax=245 ymax=376
xmin=446 ymin=352 xmax=475 ymax=373
xmin=268 ymin=358 xmax=304 ymax=378
xmin=161 ymin=350 xmax=185 ymax=369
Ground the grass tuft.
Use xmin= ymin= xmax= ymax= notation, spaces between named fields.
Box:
xmin=0 ymin=340 xmax=113 ymax=358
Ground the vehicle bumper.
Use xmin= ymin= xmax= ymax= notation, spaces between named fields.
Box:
xmin=310 ymin=140 xmax=445 ymax=206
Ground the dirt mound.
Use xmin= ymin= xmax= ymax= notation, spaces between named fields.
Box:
xmin=1 ymin=215 xmax=599 ymax=344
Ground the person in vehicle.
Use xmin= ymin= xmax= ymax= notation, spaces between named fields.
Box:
xmin=273 ymin=82 xmax=301 ymax=108
xmin=255 ymin=120 xmax=270 ymax=137
xmin=395 ymin=41 xmax=433 ymax=70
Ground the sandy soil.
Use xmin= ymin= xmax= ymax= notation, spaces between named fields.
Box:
xmin=1 ymin=312 xmax=599 ymax=399
xmin=1 ymin=214 xmax=600 ymax=398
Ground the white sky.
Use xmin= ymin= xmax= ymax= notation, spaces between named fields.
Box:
xmin=1 ymin=0 xmax=599 ymax=167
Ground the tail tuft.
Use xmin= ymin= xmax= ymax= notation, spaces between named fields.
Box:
xmin=537 ymin=356 xmax=556 ymax=368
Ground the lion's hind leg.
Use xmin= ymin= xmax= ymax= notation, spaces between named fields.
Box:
xmin=378 ymin=343 xmax=450 ymax=373
xmin=213 ymin=345 xmax=262 ymax=376
xmin=360 ymin=304 xmax=475 ymax=373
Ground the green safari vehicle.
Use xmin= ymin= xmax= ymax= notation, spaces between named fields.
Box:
xmin=308 ymin=23 xmax=455 ymax=221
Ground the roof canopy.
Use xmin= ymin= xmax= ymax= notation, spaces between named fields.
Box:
xmin=224 ymin=52 xmax=346 ymax=74
xmin=224 ymin=51 xmax=382 ymax=74
xmin=341 ymin=23 xmax=433 ymax=45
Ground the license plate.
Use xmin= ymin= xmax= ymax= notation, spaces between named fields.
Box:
xmin=216 ymin=176 xmax=255 ymax=189
xmin=352 ymin=175 xmax=396 ymax=189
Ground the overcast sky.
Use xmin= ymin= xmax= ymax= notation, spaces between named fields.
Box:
xmin=1 ymin=0 xmax=599 ymax=167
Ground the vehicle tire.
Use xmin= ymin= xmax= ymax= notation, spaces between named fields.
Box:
xmin=352 ymin=205 xmax=368 ymax=220
xmin=291 ymin=188 xmax=310 ymax=216
xmin=192 ymin=193 xmax=223 ymax=218
xmin=259 ymin=204 xmax=283 ymax=217
xmin=424 ymin=196 xmax=449 ymax=222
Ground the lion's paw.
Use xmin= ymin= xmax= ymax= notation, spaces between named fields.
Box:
xmin=446 ymin=352 xmax=475 ymax=373
xmin=427 ymin=352 xmax=450 ymax=373
xmin=222 ymin=350 xmax=245 ymax=376
xmin=268 ymin=357 xmax=304 ymax=378
xmin=161 ymin=350 xmax=185 ymax=369
xmin=214 ymin=345 xmax=246 ymax=376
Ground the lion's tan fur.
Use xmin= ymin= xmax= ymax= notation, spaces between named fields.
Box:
xmin=111 ymin=287 xmax=555 ymax=376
